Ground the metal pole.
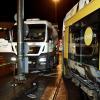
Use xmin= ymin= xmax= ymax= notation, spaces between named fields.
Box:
xmin=17 ymin=0 xmax=25 ymax=80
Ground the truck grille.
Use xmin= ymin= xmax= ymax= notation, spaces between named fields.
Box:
xmin=28 ymin=46 xmax=40 ymax=54
xmin=28 ymin=56 xmax=38 ymax=71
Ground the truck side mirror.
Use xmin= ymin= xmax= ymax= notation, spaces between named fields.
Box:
xmin=23 ymin=24 xmax=29 ymax=37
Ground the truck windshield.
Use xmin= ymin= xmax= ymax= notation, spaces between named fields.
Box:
xmin=13 ymin=24 xmax=46 ymax=42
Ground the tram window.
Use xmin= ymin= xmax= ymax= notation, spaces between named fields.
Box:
xmin=70 ymin=26 xmax=97 ymax=56
xmin=69 ymin=9 xmax=100 ymax=68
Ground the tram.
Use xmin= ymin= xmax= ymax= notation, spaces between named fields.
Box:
xmin=62 ymin=0 xmax=100 ymax=99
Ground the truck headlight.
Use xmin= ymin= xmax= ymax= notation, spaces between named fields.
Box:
xmin=11 ymin=57 xmax=17 ymax=62
xmin=39 ymin=57 xmax=46 ymax=62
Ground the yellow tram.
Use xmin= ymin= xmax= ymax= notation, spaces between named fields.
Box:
xmin=62 ymin=0 xmax=100 ymax=99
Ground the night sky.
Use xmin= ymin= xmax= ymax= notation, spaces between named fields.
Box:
xmin=0 ymin=0 xmax=78 ymax=38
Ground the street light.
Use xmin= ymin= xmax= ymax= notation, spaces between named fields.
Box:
xmin=52 ymin=0 xmax=60 ymax=23
xmin=52 ymin=0 xmax=60 ymax=3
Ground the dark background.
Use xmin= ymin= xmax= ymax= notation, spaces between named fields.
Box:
xmin=0 ymin=0 xmax=79 ymax=38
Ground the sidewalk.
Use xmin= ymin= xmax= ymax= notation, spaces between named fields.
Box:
xmin=55 ymin=79 xmax=68 ymax=100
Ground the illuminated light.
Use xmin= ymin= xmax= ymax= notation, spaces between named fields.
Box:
xmin=32 ymin=62 xmax=36 ymax=64
xmin=11 ymin=57 xmax=16 ymax=62
xmin=26 ymin=18 xmax=40 ymax=21
xmin=0 ymin=27 xmax=2 ymax=30
xmin=52 ymin=0 xmax=60 ymax=3
xmin=73 ymin=45 xmax=75 ymax=48
xmin=39 ymin=57 xmax=46 ymax=62
xmin=40 ymin=62 xmax=46 ymax=65
xmin=28 ymin=61 xmax=32 ymax=64
xmin=3 ymin=28 xmax=7 ymax=30
xmin=92 ymin=58 xmax=96 ymax=61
